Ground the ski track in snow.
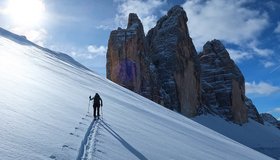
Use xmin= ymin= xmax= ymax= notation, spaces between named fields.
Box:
xmin=77 ymin=116 xmax=101 ymax=160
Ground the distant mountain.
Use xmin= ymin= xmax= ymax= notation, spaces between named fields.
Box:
xmin=261 ymin=113 xmax=280 ymax=129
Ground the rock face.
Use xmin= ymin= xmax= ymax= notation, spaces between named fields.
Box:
xmin=261 ymin=113 xmax=280 ymax=129
xmin=106 ymin=6 xmax=200 ymax=117
xmin=146 ymin=6 xmax=201 ymax=116
xmin=245 ymin=97 xmax=264 ymax=124
xmin=199 ymin=40 xmax=247 ymax=124
xmin=106 ymin=13 xmax=153 ymax=99
xmin=199 ymin=40 xmax=264 ymax=124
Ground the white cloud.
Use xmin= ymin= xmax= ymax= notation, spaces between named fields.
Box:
xmin=262 ymin=61 xmax=275 ymax=68
xmin=274 ymin=21 xmax=280 ymax=33
xmin=115 ymin=0 xmax=166 ymax=33
xmin=265 ymin=1 xmax=280 ymax=11
xmin=272 ymin=108 xmax=280 ymax=113
xmin=245 ymin=81 xmax=280 ymax=95
xmin=96 ymin=24 xmax=114 ymax=30
xmin=56 ymin=48 xmax=106 ymax=74
xmin=87 ymin=45 xmax=107 ymax=57
xmin=227 ymin=49 xmax=252 ymax=63
xmin=70 ymin=51 xmax=78 ymax=57
xmin=251 ymin=46 xmax=273 ymax=57
xmin=10 ymin=27 xmax=47 ymax=46
xmin=182 ymin=0 xmax=269 ymax=49
xmin=226 ymin=41 xmax=273 ymax=66
xmin=248 ymin=41 xmax=273 ymax=57
xmin=50 ymin=44 xmax=107 ymax=61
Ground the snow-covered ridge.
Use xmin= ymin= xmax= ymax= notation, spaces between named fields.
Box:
xmin=0 ymin=27 xmax=273 ymax=159
xmin=0 ymin=27 xmax=89 ymax=71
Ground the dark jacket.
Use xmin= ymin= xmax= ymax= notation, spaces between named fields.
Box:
xmin=91 ymin=94 xmax=102 ymax=108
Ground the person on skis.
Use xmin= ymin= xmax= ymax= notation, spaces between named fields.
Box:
xmin=89 ymin=93 xmax=103 ymax=118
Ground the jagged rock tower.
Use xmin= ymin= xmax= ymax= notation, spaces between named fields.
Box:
xmin=106 ymin=13 xmax=153 ymax=99
xmin=199 ymin=40 xmax=263 ymax=124
xmin=146 ymin=6 xmax=200 ymax=116
xmin=106 ymin=5 xmax=201 ymax=117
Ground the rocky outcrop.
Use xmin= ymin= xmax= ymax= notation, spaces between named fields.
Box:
xmin=106 ymin=13 xmax=153 ymax=99
xmin=146 ymin=5 xmax=200 ymax=116
xmin=199 ymin=40 xmax=248 ymax=124
xmin=199 ymin=40 xmax=264 ymax=124
xmin=261 ymin=113 xmax=280 ymax=129
xmin=106 ymin=6 xmax=200 ymax=117
xmin=199 ymin=40 xmax=265 ymax=125
xmin=245 ymin=97 xmax=264 ymax=124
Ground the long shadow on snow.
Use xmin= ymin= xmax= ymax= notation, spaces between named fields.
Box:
xmin=100 ymin=120 xmax=148 ymax=160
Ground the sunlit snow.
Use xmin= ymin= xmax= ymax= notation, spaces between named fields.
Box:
xmin=0 ymin=29 xmax=273 ymax=160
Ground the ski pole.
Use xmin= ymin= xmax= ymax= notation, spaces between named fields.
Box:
xmin=88 ymin=96 xmax=91 ymax=113
xmin=101 ymin=106 xmax=103 ymax=119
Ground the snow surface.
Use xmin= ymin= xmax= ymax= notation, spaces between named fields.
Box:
xmin=193 ymin=115 xmax=280 ymax=159
xmin=0 ymin=30 xmax=274 ymax=159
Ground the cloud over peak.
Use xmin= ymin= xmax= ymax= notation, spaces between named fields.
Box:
xmin=182 ymin=0 xmax=269 ymax=49
xmin=227 ymin=49 xmax=252 ymax=63
xmin=114 ymin=0 xmax=166 ymax=33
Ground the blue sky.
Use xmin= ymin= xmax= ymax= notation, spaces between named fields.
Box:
xmin=0 ymin=0 xmax=279 ymax=119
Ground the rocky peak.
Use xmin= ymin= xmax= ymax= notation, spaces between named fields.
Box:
xmin=146 ymin=5 xmax=200 ymax=116
xmin=106 ymin=13 xmax=152 ymax=98
xmin=127 ymin=13 xmax=142 ymax=29
xmin=166 ymin=5 xmax=188 ymax=25
xmin=203 ymin=39 xmax=228 ymax=57
xmin=167 ymin=5 xmax=186 ymax=17
xmin=152 ymin=5 xmax=189 ymax=37
xmin=261 ymin=113 xmax=280 ymax=129
xmin=199 ymin=40 xmax=266 ymax=125
xmin=199 ymin=39 xmax=247 ymax=124
xmin=245 ymin=97 xmax=263 ymax=124
xmin=201 ymin=39 xmax=244 ymax=83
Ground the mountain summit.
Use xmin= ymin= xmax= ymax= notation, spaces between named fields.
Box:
xmin=107 ymin=5 xmax=201 ymax=117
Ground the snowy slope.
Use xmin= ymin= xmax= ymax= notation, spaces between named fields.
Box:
xmin=193 ymin=115 xmax=280 ymax=159
xmin=0 ymin=30 xmax=273 ymax=160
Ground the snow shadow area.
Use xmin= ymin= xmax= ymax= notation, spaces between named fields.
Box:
xmin=99 ymin=120 xmax=148 ymax=160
